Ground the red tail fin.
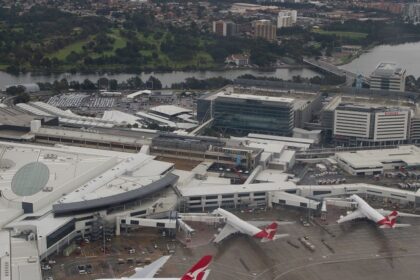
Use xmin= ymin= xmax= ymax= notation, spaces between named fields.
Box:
xmin=378 ymin=211 xmax=399 ymax=228
xmin=181 ymin=255 xmax=212 ymax=280
xmin=254 ymin=222 xmax=278 ymax=240
xmin=265 ymin=222 xmax=278 ymax=240
xmin=387 ymin=210 xmax=398 ymax=221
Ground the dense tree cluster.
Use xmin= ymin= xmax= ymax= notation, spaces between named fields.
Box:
xmin=0 ymin=5 xmax=110 ymax=73
xmin=171 ymin=77 xmax=232 ymax=90
xmin=36 ymin=75 xmax=163 ymax=93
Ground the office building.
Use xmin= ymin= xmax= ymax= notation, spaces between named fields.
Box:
xmin=333 ymin=103 xmax=410 ymax=145
xmin=197 ymin=86 xmax=321 ymax=136
xmin=369 ymin=62 xmax=406 ymax=92
xmin=253 ymin=20 xmax=277 ymax=41
xmin=212 ymin=92 xmax=294 ymax=136
xmin=277 ymin=10 xmax=297 ymax=28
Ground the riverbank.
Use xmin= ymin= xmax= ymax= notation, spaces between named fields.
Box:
xmin=0 ymin=67 xmax=321 ymax=89
xmin=340 ymin=41 xmax=420 ymax=77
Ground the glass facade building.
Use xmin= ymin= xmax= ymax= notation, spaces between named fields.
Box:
xmin=213 ymin=94 xmax=294 ymax=136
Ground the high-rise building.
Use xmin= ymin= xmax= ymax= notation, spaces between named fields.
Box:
xmin=212 ymin=20 xmax=237 ymax=37
xmin=213 ymin=20 xmax=225 ymax=36
xmin=277 ymin=10 xmax=297 ymax=28
xmin=369 ymin=62 xmax=406 ymax=92
xmin=333 ymin=103 xmax=410 ymax=145
xmin=253 ymin=20 xmax=277 ymax=41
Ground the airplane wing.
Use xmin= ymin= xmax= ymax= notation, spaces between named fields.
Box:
xmin=214 ymin=224 xmax=239 ymax=243
xmin=376 ymin=209 xmax=420 ymax=218
xmin=130 ymin=256 xmax=171 ymax=278
xmin=337 ymin=210 xmax=366 ymax=224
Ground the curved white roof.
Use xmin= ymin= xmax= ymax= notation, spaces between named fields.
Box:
xmin=150 ymin=105 xmax=192 ymax=117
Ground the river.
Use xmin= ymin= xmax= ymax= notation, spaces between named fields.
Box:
xmin=0 ymin=67 xmax=320 ymax=89
xmin=341 ymin=42 xmax=420 ymax=77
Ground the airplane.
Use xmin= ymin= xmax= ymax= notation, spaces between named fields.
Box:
xmin=335 ymin=194 xmax=420 ymax=228
xmin=212 ymin=208 xmax=289 ymax=243
xmin=97 ymin=255 xmax=212 ymax=280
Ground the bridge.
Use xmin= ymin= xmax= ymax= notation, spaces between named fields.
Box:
xmin=303 ymin=58 xmax=369 ymax=87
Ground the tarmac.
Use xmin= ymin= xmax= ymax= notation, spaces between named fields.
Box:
xmin=47 ymin=208 xmax=420 ymax=280
xmin=158 ymin=208 xmax=420 ymax=280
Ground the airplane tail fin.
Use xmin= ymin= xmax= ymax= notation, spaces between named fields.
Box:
xmin=181 ymin=255 xmax=212 ymax=280
xmin=387 ymin=210 xmax=398 ymax=221
xmin=378 ymin=211 xmax=399 ymax=228
xmin=258 ymin=222 xmax=278 ymax=242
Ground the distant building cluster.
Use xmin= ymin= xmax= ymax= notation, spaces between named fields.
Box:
xmin=211 ymin=4 xmax=300 ymax=43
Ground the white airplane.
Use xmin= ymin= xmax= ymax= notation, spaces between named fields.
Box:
xmin=212 ymin=208 xmax=289 ymax=243
xmin=336 ymin=194 xmax=420 ymax=228
xmin=97 ymin=255 xmax=212 ymax=280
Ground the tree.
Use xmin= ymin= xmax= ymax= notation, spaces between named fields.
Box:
xmin=14 ymin=92 xmax=30 ymax=104
xmin=6 ymin=85 xmax=25 ymax=95
xmin=69 ymin=81 xmax=80 ymax=90
xmin=80 ymin=79 xmax=97 ymax=91
xmin=126 ymin=76 xmax=144 ymax=89
xmin=109 ymin=79 xmax=118 ymax=91
xmin=146 ymin=76 xmax=162 ymax=90
xmin=97 ymin=77 xmax=109 ymax=89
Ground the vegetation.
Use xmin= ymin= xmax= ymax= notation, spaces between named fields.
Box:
xmin=2 ymin=5 xmax=420 ymax=74
xmin=311 ymin=29 xmax=368 ymax=40
xmin=171 ymin=77 xmax=232 ymax=90
xmin=405 ymin=75 xmax=420 ymax=93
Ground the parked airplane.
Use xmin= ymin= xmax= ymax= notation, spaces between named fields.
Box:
xmin=212 ymin=208 xmax=289 ymax=243
xmin=336 ymin=194 xmax=420 ymax=228
xmin=97 ymin=255 xmax=212 ymax=280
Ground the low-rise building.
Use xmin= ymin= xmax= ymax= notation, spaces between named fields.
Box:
xmin=336 ymin=145 xmax=420 ymax=176
xmin=225 ymin=54 xmax=250 ymax=66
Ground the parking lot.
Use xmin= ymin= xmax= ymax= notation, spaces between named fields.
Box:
xmin=296 ymin=161 xmax=420 ymax=191
xmin=44 ymin=228 xmax=179 ymax=280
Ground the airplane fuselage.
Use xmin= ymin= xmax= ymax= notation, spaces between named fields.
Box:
xmin=214 ymin=208 xmax=261 ymax=237
xmin=350 ymin=195 xmax=385 ymax=223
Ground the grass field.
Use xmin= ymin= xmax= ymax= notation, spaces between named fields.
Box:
xmin=38 ymin=28 xmax=216 ymax=71
xmin=312 ymin=29 xmax=368 ymax=40
xmin=49 ymin=38 xmax=91 ymax=60
xmin=49 ymin=29 xmax=128 ymax=60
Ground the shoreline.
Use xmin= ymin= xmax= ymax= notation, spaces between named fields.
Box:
xmin=335 ymin=43 xmax=379 ymax=67
xmin=0 ymin=64 xmax=308 ymax=78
